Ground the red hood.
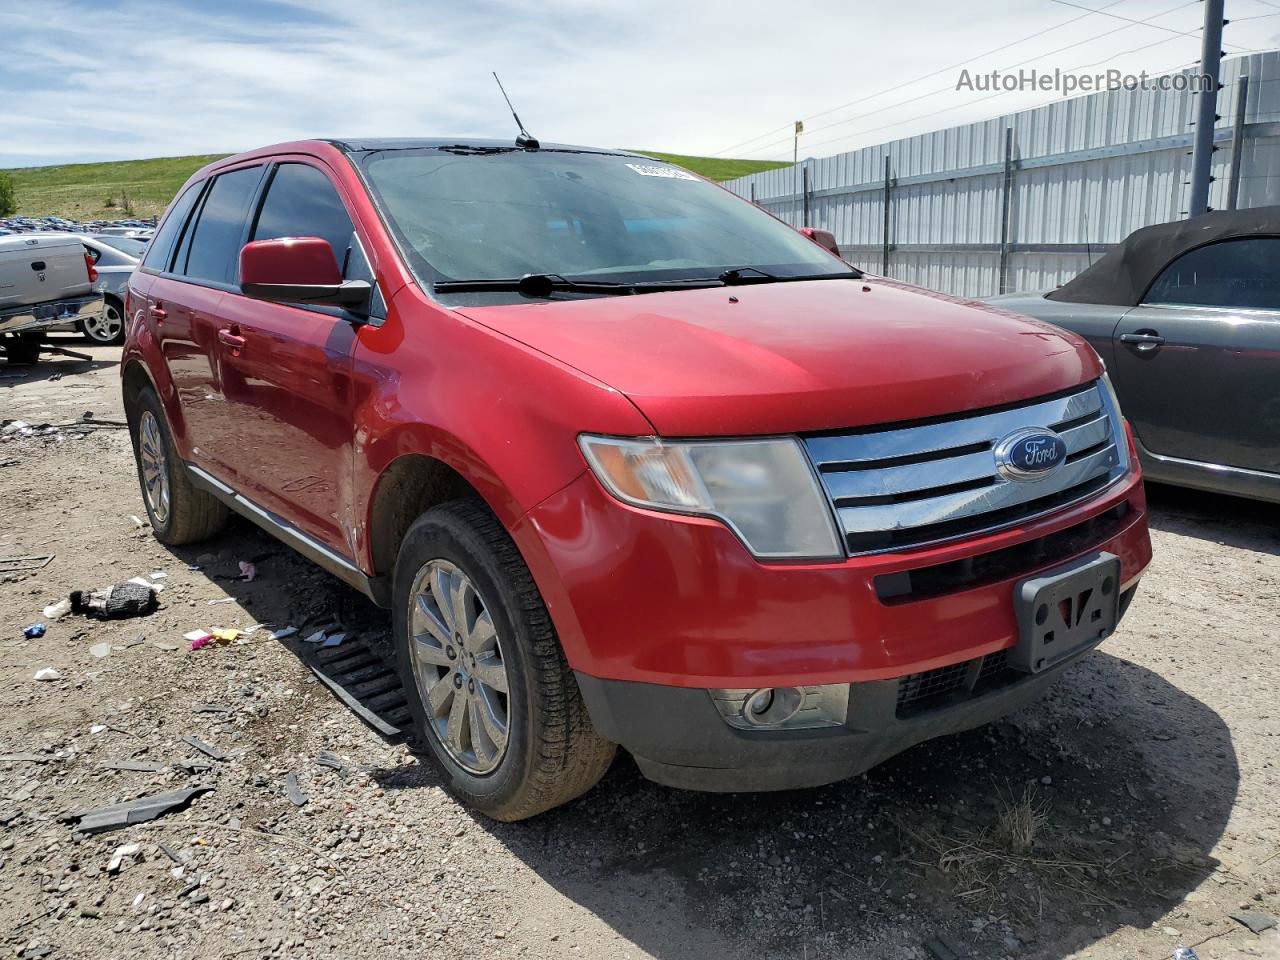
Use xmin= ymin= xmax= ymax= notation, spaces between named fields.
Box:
xmin=458 ymin=278 xmax=1103 ymax=436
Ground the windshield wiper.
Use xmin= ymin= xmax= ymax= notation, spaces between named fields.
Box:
xmin=434 ymin=273 xmax=722 ymax=297
xmin=717 ymin=266 xmax=862 ymax=285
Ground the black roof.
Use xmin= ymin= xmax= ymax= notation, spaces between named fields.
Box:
xmin=326 ymin=138 xmax=645 ymax=157
xmin=1047 ymin=206 xmax=1280 ymax=306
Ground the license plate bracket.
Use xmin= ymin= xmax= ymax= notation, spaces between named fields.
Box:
xmin=1011 ymin=552 xmax=1121 ymax=674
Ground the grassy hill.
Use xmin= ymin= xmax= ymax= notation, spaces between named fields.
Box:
xmin=2 ymin=151 xmax=788 ymax=221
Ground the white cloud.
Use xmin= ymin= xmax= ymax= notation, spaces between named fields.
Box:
xmin=2 ymin=0 xmax=1277 ymax=166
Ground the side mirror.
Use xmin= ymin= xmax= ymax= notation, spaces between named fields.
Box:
xmin=239 ymin=237 xmax=370 ymax=310
xmin=800 ymin=227 xmax=841 ymax=259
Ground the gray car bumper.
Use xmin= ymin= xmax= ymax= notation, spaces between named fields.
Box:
xmin=0 ymin=294 xmax=104 ymax=336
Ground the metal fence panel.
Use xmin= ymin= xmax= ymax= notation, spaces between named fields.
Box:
xmin=724 ymin=52 xmax=1280 ymax=298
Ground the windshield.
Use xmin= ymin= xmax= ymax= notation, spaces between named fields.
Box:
xmin=358 ymin=149 xmax=851 ymax=292
xmin=96 ymin=236 xmax=147 ymax=258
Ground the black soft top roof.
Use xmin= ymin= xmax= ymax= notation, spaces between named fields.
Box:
xmin=1047 ymin=206 xmax=1280 ymax=306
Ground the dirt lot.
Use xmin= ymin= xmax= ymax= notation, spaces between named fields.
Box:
xmin=1 ymin=342 xmax=1278 ymax=960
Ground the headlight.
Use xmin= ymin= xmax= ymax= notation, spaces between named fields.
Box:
xmin=578 ymin=435 xmax=842 ymax=560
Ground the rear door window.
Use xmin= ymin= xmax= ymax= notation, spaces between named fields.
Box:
xmin=1144 ymin=237 xmax=1280 ymax=312
xmin=179 ymin=166 xmax=265 ymax=285
xmin=252 ymin=163 xmax=356 ymax=273
xmin=142 ymin=182 xmax=203 ymax=273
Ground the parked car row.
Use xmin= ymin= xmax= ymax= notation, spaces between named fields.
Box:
xmin=1 ymin=215 xmax=155 ymax=240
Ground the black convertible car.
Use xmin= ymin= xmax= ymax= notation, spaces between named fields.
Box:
xmin=989 ymin=207 xmax=1279 ymax=504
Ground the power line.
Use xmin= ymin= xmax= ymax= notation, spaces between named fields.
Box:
xmin=793 ymin=30 xmax=1198 ymax=158
xmin=711 ymin=0 xmax=1134 ymax=156
xmin=736 ymin=0 xmax=1200 ymax=160
xmin=1046 ymin=0 xmax=1256 ymax=51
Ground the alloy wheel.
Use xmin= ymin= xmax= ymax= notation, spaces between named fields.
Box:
xmin=407 ymin=559 xmax=511 ymax=775
xmin=83 ymin=302 xmax=123 ymax=344
xmin=138 ymin=410 xmax=171 ymax=523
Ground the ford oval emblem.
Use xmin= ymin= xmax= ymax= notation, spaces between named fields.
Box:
xmin=995 ymin=429 xmax=1067 ymax=481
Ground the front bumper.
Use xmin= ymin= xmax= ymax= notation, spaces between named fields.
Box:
xmin=518 ymin=465 xmax=1150 ymax=688
xmin=0 ymin=294 xmax=104 ymax=336
xmin=577 ymin=586 xmax=1136 ymax=792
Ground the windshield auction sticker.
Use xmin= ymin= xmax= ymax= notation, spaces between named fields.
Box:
xmin=625 ymin=163 xmax=698 ymax=180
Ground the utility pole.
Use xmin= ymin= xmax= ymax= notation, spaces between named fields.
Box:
xmin=793 ymin=120 xmax=803 ymax=224
xmin=1188 ymin=0 xmax=1225 ymax=217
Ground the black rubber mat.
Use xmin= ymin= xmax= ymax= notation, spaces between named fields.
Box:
xmin=282 ymin=634 xmax=412 ymax=741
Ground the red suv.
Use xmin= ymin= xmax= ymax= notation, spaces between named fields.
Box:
xmin=122 ymin=139 xmax=1152 ymax=820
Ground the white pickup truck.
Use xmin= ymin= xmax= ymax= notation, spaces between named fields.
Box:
xmin=1 ymin=234 xmax=105 ymax=364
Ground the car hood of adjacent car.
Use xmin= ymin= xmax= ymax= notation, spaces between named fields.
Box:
xmin=458 ymin=277 xmax=1104 ymax=436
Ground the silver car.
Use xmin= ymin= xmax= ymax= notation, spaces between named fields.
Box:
xmin=53 ymin=233 xmax=146 ymax=344
xmin=988 ymin=207 xmax=1279 ymax=504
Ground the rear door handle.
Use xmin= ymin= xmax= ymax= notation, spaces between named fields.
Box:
xmin=1119 ymin=330 xmax=1165 ymax=351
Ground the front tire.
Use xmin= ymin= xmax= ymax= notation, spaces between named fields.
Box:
xmin=127 ymin=385 xmax=229 ymax=544
xmin=392 ymin=499 xmax=615 ymax=821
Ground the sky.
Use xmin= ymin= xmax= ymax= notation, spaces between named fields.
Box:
xmin=2 ymin=0 xmax=1278 ymax=168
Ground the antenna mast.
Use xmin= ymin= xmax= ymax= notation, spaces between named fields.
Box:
xmin=492 ymin=72 xmax=539 ymax=150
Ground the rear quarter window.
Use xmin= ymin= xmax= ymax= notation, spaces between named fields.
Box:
xmin=142 ymin=182 xmax=203 ymax=273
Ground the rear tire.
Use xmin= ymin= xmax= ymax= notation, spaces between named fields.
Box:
xmin=127 ymin=385 xmax=229 ymax=545
xmin=81 ymin=298 xmax=125 ymax=345
xmin=3 ymin=335 xmax=42 ymax=365
xmin=391 ymin=499 xmax=615 ymax=821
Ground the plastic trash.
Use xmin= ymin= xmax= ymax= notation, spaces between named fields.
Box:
xmin=33 ymin=667 xmax=61 ymax=681
xmin=270 ymin=626 xmax=298 ymax=640
xmin=42 ymin=599 xmax=71 ymax=620
xmin=211 ymin=628 xmax=240 ymax=645
xmin=238 ymin=560 xmax=256 ymax=582
xmin=188 ymin=632 xmax=213 ymax=651
xmin=70 ymin=581 xmax=159 ymax=620
xmin=1172 ymin=948 xmax=1200 ymax=960
xmin=23 ymin=623 xmax=46 ymax=639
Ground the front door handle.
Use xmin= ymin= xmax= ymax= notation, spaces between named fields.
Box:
xmin=217 ymin=327 xmax=246 ymax=353
xmin=1119 ymin=330 xmax=1165 ymax=351
xmin=149 ymin=300 xmax=168 ymax=321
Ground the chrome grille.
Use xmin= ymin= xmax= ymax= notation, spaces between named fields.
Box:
xmin=804 ymin=381 xmax=1128 ymax=555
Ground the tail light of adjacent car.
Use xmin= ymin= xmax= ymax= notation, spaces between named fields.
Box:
xmin=84 ymin=251 xmax=98 ymax=283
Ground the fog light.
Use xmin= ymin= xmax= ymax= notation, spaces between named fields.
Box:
xmin=742 ymin=687 xmax=803 ymax=726
xmin=710 ymin=683 xmax=850 ymax=731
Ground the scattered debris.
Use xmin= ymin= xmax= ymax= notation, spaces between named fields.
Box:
xmin=89 ymin=642 xmax=112 ymax=658
xmin=316 ymin=750 xmax=347 ymax=772
xmin=173 ymin=759 xmax=212 ymax=774
xmin=180 ymin=735 xmax=226 ymax=761
xmin=129 ymin=515 xmax=147 ymax=529
xmin=211 ymin=628 xmax=241 ymax=644
xmin=0 ymin=753 xmax=49 ymax=764
xmin=101 ymin=760 xmax=167 ymax=773
xmin=192 ymin=703 xmax=234 ymax=714
xmin=1172 ymin=948 xmax=1200 ymax=960
xmin=270 ymin=626 xmax=298 ymax=640
xmin=66 ymin=786 xmax=213 ymax=834
xmin=149 ymin=570 xmax=167 ymax=580
xmin=1229 ymin=911 xmax=1277 ymax=934
xmin=89 ymin=724 xmax=107 ymax=734
xmin=321 ymin=631 xmax=347 ymax=648
xmin=150 ymin=639 xmax=180 ymax=653
xmin=42 ymin=598 xmax=71 ymax=620
xmin=70 ymin=581 xmax=159 ymax=619
xmin=924 ymin=937 xmax=969 ymax=960
xmin=33 ymin=667 xmax=62 ymax=682
xmin=239 ymin=560 xmax=257 ymax=581
xmin=188 ymin=630 xmax=214 ymax=651
xmin=206 ymin=597 xmax=235 ymax=605
xmin=107 ymin=842 xmax=143 ymax=872
xmin=22 ymin=623 xmax=46 ymax=639
xmin=0 ymin=554 xmax=54 ymax=575
xmin=284 ymin=772 xmax=308 ymax=807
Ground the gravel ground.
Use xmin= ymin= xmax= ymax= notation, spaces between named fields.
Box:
xmin=1 ymin=342 xmax=1278 ymax=960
